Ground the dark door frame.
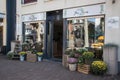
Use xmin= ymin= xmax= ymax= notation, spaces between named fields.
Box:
xmin=45 ymin=10 xmax=63 ymax=60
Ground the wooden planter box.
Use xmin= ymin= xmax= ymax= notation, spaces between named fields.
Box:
xmin=77 ymin=64 xmax=90 ymax=74
xmin=26 ymin=51 xmax=37 ymax=62
xmin=62 ymin=54 xmax=69 ymax=68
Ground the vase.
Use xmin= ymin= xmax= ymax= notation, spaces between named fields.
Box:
xmin=69 ymin=64 xmax=77 ymax=71
xmin=20 ymin=55 xmax=24 ymax=61
xmin=38 ymin=56 xmax=42 ymax=62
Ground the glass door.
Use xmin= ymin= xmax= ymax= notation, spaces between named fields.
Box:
xmin=46 ymin=20 xmax=54 ymax=58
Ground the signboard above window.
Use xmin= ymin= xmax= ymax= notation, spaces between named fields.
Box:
xmin=22 ymin=12 xmax=46 ymax=22
xmin=21 ymin=0 xmax=37 ymax=4
xmin=63 ymin=4 xmax=105 ymax=18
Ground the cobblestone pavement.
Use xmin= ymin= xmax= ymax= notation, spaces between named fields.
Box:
xmin=0 ymin=54 xmax=120 ymax=80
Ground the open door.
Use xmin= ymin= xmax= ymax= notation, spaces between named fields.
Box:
xmin=46 ymin=10 xmax=63 ymax=60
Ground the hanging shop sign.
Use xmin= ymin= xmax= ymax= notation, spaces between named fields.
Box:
xmin=63 ymin=4 xmax=105 ymax=18
xmin=22 ymin=12 xmax=46 ymax=22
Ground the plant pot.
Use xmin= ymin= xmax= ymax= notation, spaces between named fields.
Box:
xmin=20 ymin=55 xmax=25 ymax=61
xmin=38 ymin=56 xmax=42 ymax=62
xmin=77 ymin=64 xmax=90 ymax=74
xmin=85 ymin=59 xmax=93 ymax=65
xmin=69 ymin=63 xmax=77 ymax=71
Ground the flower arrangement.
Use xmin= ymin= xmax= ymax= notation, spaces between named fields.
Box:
xmin=36 ymin=52 xmax=43 ymax=56
xmin=82 ymin=51 xmax=94 ymax=59
xmin=19 ymin=51 xmax=26 ymax=56
xmin=91 ymin=61 xmax=107 ymax=75
xmin=64 ymin=48 xmax=73 ymax=55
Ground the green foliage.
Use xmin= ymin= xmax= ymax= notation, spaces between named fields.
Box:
xmin=7 ymin=51 xmax=14 ymax=60
xmin=22 ymin=42 xmax=31 ymax=51
xmin=82 ymin=51 xmax=94 ymax=59
xmin=78 ymin=56 xmax=84 ymax=64
xmin=64 ymin=48 xmax=73 ymax=55
xmin=37 ymin=52 xmax=43 ymax=56
xmin=77 ymin=48 xmax=88 ymax=55
xmin=19 ymin=51 xmax=26 ymax=55
xmin=91 ymin=61 xmax=107 ymax=75
xmin=69 ymin=52 xmax=75 ymax=58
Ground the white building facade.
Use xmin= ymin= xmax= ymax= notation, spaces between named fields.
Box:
xmin=17 ymin=0 xmax=120 ymax=74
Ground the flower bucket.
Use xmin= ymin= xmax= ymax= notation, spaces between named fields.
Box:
xmin=38 ymin=56 xmax=42 ymax=62
xmin=20 ymin=55 xmax=24 ymax=61
xmin=69 ymin=64 xmax=77 ymax=71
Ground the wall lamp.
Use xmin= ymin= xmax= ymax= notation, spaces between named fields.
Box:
xmin=112 ymin=0 xmax=115 ymax=4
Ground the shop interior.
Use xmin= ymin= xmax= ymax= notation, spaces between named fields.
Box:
xmin=67 ymin=16 xmax=104 ymax=59
xmin=53 ymin=20 xmax=63 ymax=59
xmin=46 ymin=10 xmax=63 ymax=60
xmin=0 ymin=18 xmax=3 ymax=53
xmin=24 ymin=21 xmax=44 ymax=52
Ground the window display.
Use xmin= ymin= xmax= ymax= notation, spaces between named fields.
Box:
xmin=67 ymin=17 xmax=104 ymax=49
xmin=24 ymin=22 xmax=44 ymax=47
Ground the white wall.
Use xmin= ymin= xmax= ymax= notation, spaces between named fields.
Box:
xmin=0 ymin=0 xmax=6 ymax=13
xmin=105 ymin=0 xmax=120 ymax=61
xmin=20 ymin=0 xmax=105 ymax=14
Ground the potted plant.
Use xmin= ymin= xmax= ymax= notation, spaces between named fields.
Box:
xmin=77 ymin=56 xmax=90 ymax=74
xmin=19 ymin=51 xmax=26 ymax=61
xmin=36 ymin=52 xmax=43 ymax=62
xmin=91 ymin=61 xmax=107 ymax=75
xmin=7 ymin=51 xmax=15 ymax=60
xmin=82 ymin=51 xmax=94 ymax=65
xmin=63 ymin=48 xmax=72 ymax=68
xmin=67 ymin=53 xmax=78 ymax=71
xmin=74 ymin=48 xmax=88 ymax=58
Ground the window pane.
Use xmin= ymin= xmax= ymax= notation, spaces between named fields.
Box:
xmin=66 ymin=17 xmax=105 ymax=49
xmin=23 ymin=0 xmax=37 ymax=4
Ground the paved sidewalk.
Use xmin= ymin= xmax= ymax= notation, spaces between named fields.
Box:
xmin=0 ymin=54 xmax=119 ymax=80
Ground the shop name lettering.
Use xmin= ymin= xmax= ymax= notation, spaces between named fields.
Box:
xmin=74 ymin=8 xmax=88 ymax=16
xmin=108 ymin=19 xmax=118 ymax=24
xmin=29 ymin=15 xmax=37 ymax=21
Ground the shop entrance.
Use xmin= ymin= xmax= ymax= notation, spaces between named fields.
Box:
xmin=46 ymin=10 xmax=63 ymax=60
xmin=53 ymin=20 xmax=63 ymax=59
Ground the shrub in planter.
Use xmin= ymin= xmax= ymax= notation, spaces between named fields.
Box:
xmin=19 ymin=51 xmax=26 ymax=61
xmin=64 ymin=48 xmax=73 ymax=55
xmin=7 ymin=51 xmax=14 ymax=60
xmin=82 ymin=51 xmax=94 ymax=64
xmin=91 ymin=61 xmax=107 ymax=75
xmin=36 ymin=52 xmax=43 ymax=62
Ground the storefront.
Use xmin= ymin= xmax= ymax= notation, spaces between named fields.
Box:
xmin=22 ymin=12 xmax=46 ymax=54
xmin=45 ymin=10 xmax=63 ymax=60
xmin=0 ymin=13 xmax=5 ymax=54
xmin=63 ymin=3 xmax=105 ymax=59
xmin=0 ymin=13 xmax=4 ymax=53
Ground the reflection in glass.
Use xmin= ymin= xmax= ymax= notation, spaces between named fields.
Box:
xmin=67 ymin=17 xmax=104 ymax=49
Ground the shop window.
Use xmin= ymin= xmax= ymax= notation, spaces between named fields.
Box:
xmin=67 ymin=17 xmax=105 ymax=49
xmin=21 ymin=0 xmax=37 ymax=4
xmin=24 ymin=22 xmax=44 ymax=47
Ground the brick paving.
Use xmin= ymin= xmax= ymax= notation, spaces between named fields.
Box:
xmin=0 ymin=54 xmax=120 ymax=80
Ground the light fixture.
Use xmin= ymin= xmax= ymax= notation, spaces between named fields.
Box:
xmin=112 ymin=0 xmax=115 ymax=4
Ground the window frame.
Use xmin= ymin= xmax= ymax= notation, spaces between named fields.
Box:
xmin=21 ymin=0 xmax=37 ymax=4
